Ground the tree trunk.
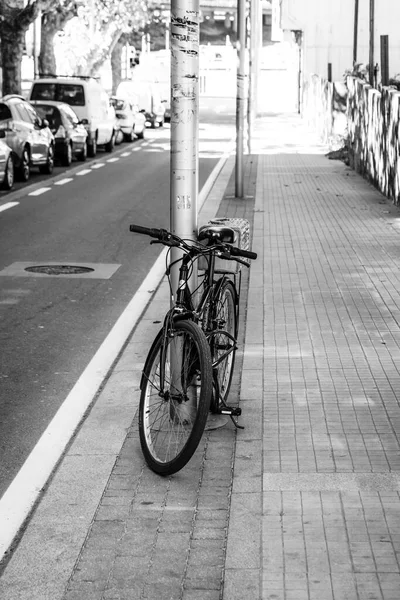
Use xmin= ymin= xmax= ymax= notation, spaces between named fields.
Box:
xmin=0 ymin=0 xmax=55 ymax=96
xmin=0 ymin=22 xmax=26 ymax=95
xmin=111 ymin=41 xmax=124 ymax=95
xmin=39 ymin=3 xmax=78 ymax=77
xmin=39 ymin=21 xmax=57 ymax=76
xmin=88 ymin=30 xmax=122 ymax=80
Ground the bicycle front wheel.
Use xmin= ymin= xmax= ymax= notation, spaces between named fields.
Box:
xmin=139 ymin=319 xmax=213 ymax=476
xmin=209 ymin=279 xmax=238 ymax=412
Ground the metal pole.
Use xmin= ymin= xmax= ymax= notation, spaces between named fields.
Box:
xmin=235 ymin=0 xmax=246 ymax=198
xmin=170 ymin=0 xmax=199 ymax=295
xmin=353 ymin=0 xmax=359 ymax=65
xmin=380 ymin=35 xmax=389 ymax=86
xmin=247 ymin=0 xmax=259 ymax=154
xmin=369 ymin=0 xmax=375 ymax=85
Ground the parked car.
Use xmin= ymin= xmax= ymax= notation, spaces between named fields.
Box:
xmin=29 ymin=76 xmax=116 ymax=157
xmin=110 ymin=96 xmax=146 ymax=142
xmin=30 ymin=100 xmax=88 ymax=165
xmin=0 ymin=95 xmax=54 ymax=181
xmin=116 ymin=80 xmax=165 ymax=129
xmin=0 ymin=130 xmax=14 ymax=191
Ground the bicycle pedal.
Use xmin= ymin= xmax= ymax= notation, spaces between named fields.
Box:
xmin=220 ymin=407 xmax=242 ymax=417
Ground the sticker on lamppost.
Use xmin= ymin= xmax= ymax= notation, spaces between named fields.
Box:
xmin=176 ymin=195 xmax=191 ymax=209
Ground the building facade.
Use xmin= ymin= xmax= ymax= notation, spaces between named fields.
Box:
xmin=274 ymin=0 xmax=400 ymax=83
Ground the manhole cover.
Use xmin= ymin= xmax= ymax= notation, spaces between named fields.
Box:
xmin=24 ymin=265 xmax=95 ymax=275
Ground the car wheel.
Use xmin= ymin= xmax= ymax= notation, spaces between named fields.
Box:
xmin=79 ymin=143 xmax=87 ymax=162
xmin=62 ymin=143 xmax=72 ymax=167
xmin=137 ymin=129 xmax=145 ymax=140
xmin=17 ymin=147 xmax=30 ymax=182
xmin=105 ymin=131 xmax=115 ymax=153
xmin=159 ymin=118 xmax=164 ymax=128
xmin=1 ymin=155 xmax=14 ymax=190
xmin=124 ymin=130 xmax=134 ymax=143
xmin=39 ymin=144 xmax=54 ymax=175
xmin=87 ymin=138 xmax=97 ymax=157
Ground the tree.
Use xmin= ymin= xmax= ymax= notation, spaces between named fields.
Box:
xmin=0 ymin=0 xmax=55 ymax=95
xmin=39 ymin=1 xmax=79 ymax=76
xmin=52 ymin=0 xmax=148 ymax=93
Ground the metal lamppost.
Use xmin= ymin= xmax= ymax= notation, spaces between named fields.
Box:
xmin=169 ymin=0 xmax=200 ymax=294
xmin=235 ymin=0 xmax=246 ymax=198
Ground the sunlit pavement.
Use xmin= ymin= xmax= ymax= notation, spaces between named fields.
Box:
xmin=2 ymin=113 xmax=400 ymax=599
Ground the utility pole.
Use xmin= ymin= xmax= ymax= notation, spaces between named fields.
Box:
xmin=353 ymin=0 xmax=359 ymax=65
xmin=235 ymin=0 xmax=246 ymax=198
xmin=170 ymin=0 xmax=200 ymax=293
xmin=247 ymin=0 xmax=260 ymax=154
xmin=369 ymin=0 xmax=375 ymax=85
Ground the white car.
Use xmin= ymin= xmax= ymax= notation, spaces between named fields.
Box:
xmin=0 ymin=130 xmax=14 ymax=190
xmin=110 ymin=97 xmax=146 ymax=142
xmin=29 ymin=77 xmax=116 ymax=157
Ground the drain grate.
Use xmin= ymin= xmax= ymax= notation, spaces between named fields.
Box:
xmin=25 ymin=265 xmax=95 ymax=276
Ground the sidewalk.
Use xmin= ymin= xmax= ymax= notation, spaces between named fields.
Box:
xmin=1 ymin=113 xmax=400 ymax=600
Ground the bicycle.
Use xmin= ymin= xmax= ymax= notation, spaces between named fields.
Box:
xmin=129 ymin=222 xmax=257 ymax=475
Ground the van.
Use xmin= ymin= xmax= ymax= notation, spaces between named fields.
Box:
xmin=116 ymin=80 xmax=165 ymax=129
xmin=28 ymin=76 xmax=116 ymax=157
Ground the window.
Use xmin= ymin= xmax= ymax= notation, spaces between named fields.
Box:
xmin=34 ymin=105 xmax=60 ymax=130
xmin=0 ymin=104 xmax=12 ymax=121
xmin=57 ymin=85 xmax=85 ymax=106
xmin=30 ymin=83 xmax=57 ymax=101
xmin=60 ymin=105 xmax=80 ymax=128
xmin=24 ymin=103 xmax=40 ymax=125
xmin=31 ymin=83 xmax=85 ymax=106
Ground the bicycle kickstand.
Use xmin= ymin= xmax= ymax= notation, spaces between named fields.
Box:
xmin=219 ymin=405 xmax=244 ymax=430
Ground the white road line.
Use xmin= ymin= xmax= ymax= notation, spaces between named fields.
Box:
xmin=0 ymin=149 xmax=230 ymax=561
xmin=0 ymin=202 xmax=19 ymax=213
xmin=28 ymin=187 xmax=52 ymax=196
xmin=55 ymin=178 xmax=74 ymax=186
xmin=132 ymin=147 xmax=141 ymax=152
xmin=91 ymin=163 xmax=105 ymax=169
xmin=76 ymin=169 xmax=92 ymax=176
xmin=106 ymin=157 xmax=119 ymax=163
xmin=121 ymin=152 xmax=130 ymax=157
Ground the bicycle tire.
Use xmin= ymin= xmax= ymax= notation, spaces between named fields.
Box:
xmin=139 ymin=319 xmax=212 ymax=476
xmin=208 ymin=279 xmax=238 ymax=413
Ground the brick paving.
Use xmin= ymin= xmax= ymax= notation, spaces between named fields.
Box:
xmin=225 ymin=116 xmax=400 ymax=600
xmin=1 ymin=113 xmax=400 ymax=600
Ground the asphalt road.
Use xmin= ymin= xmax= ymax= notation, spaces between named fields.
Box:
xmin=0 ymin=101 xmax=235 ymax=498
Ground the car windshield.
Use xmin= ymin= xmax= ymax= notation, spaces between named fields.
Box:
xmin=61 ymin=104 xmax=80 ymax=125
xmin=33 ymin=105 xmax=61 ymax=130
xmin=31 ymin=83 xmax=85 ymax=106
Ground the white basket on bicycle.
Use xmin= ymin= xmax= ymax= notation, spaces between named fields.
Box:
xmin=197 ymin=217 xmax=251 ymax=273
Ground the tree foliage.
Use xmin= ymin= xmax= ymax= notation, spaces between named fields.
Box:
xmin=0 ymin=0 xmax=160 ymax=95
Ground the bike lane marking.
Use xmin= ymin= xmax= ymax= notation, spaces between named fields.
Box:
xmin=54 ymin=178 xmax=74 ymax=186
xmin=0 ymin=202 xmax=19 ymax=213
xmin=28 ymin=187 xmax=52 ymax=196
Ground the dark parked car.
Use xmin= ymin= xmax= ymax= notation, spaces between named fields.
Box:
xmin=30 ymin=100 xmax=88 ymax=165
xmin=0 ymin=95 xmax=54 ymax=181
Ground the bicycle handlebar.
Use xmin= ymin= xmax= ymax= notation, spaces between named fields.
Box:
xmin=129 ymin=224 xmax=168 ymax=239
xmin=129 ymin=223 xmax=257 ymax=261
xmin=227 ymin=245 xmax=258 ymax=260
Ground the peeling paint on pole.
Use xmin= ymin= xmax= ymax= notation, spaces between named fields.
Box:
xmin=170 ymin=0 xmax=200 ymax=294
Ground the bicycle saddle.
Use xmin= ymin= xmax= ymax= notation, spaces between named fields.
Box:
xmin=197 ymin=225 xmax=236 ymax=244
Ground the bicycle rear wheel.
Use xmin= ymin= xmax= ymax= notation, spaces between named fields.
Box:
xmin=208 ymin=279 xmax=238 ymax=413
xmin=139 ymin=319 xmax=212 ymax=475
